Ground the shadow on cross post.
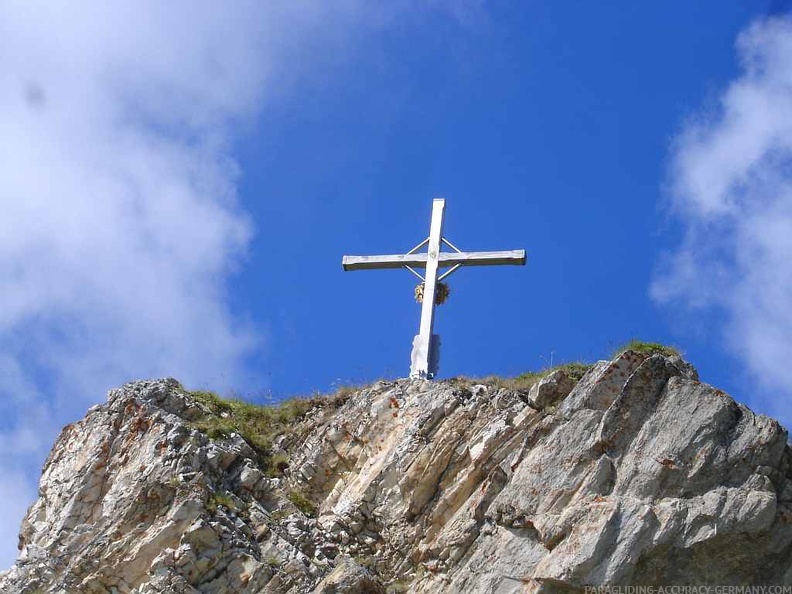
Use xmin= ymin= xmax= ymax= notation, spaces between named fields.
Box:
xmin=410 ymin=334 xmax=442 ymax=379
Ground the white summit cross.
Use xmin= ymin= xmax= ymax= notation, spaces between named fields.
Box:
xmin=342 ymin=198 xmax=526 ymax=379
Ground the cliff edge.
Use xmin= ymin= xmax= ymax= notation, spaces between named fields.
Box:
xmin=1 ymin=350 xmax=791 ymax=593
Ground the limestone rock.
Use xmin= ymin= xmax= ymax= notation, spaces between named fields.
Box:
xmin=1 ymin=351 xmax=791 ymax=593
xmin=528 ymin=368 xmax=576 ymax=409
xmin=312 ymin=558 xmax=384 ymax=594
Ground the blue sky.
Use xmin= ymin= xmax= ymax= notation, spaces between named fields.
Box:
xmin=2 ymin=0 xmax=792 ymax=568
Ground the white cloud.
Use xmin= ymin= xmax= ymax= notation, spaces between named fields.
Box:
xmin=0 ymin=1 xmax=275 ymax=568
xmin=0 ymin=0 xmax=358 ymax=569
xmin=653 ymin=15 xmax=792 ymax=428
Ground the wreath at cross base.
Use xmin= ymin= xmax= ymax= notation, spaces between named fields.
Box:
xmin=415 ymin=281 xmax=450 ymax=305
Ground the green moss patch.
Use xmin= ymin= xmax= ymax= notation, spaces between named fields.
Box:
xmin=206 ymin=490 xmax=244 ymax=514
xmin=614 ymin=339 xmax=680 ymax=358
xmin=288 ymin=489 xmax=317 ymax=517
xmin=189 ymin=390 xmax=331 ymax=475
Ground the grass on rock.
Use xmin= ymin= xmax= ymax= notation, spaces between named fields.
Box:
xmin=206 ymin=490 xmax=243 ymax=514
xmin=613 ymin=339 xmax=680 ymax=358
xmin=188 ymin=389 xmax=351 ymax=476
xmin=450 ymin=339 xmax=679 ymax=393
xmin=288 ymin=488 xmax=318 ymax=517
xmin=452 ymin=360 xmax=594 ymax=393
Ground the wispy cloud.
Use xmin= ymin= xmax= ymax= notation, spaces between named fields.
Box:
xmin=0 ymin=1 xmax=277 ymax=566
xmin=653 ymin=15 xmax=792 ymax=428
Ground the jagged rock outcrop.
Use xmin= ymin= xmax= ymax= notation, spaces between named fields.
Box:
xmin=2 ymin=351 xmax=791 ymax=593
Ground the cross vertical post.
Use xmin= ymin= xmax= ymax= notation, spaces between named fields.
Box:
xmin=411 ymin=198 xmax=445 ymax=379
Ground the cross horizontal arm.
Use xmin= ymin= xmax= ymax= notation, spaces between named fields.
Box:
xmin=342 ymin=249 xmax=526 ymax=271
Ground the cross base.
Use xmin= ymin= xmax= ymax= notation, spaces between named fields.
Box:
xmin=410 ymin=333 xmax=441 ymax=379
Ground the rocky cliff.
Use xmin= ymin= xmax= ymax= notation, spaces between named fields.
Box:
xmin=2 ymin=350 xmax=791 ymax=593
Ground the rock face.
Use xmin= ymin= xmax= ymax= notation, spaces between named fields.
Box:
xmin=2 ymin=351 xmax=791 ymax=593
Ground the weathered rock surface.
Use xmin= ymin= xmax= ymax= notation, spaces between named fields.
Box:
xmin=1 ymin=351 xmax=791 ymax=593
